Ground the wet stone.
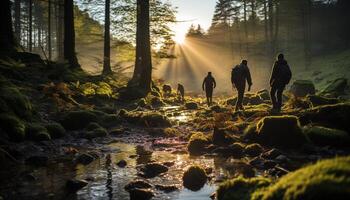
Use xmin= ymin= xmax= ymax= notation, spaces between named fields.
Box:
xmin=25 ymin=155 xmax=49 ymax=167
xmin=155 ymin=184 xmax=178 ymax=193
xmin=129 ymin=188 xmax=154 ymax=200
xmin=117 ymin=159 xmax=127 ymax=168
xmin=139 ymin=163 xmax=169 ymax=178
xmin=124 ymin=180 xmax=152 ymax=191
xmin=66 ymin=179 xmax=88 ymax=192
xmin=76 ymin=153 xmax=95 ymax=165
xmin=262 ymin=148 xmax=282 ymax=159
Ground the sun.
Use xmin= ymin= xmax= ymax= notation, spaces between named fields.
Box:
xmin=174 ymin=33 xmax=186 ymax=45
xmin=173 ymin=26 xmax=187 ymax=45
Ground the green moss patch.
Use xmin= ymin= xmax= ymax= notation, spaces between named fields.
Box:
xmin=304 ymin=126 xmax=350 ymax=147
xmin=25 ymin=123 xmax=51 ymax=141
xmin=45 ymin=122 xmax=66 ymax=139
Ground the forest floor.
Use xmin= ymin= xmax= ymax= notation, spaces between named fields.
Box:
xmin=0 ymin=53 xmax=350 ymax=200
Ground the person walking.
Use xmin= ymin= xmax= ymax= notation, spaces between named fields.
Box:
xmin=269 ymin=53 xmax=292 ymax=112
xmin=231 ymin=60 xmax=252 ymax=111
xmin=202 ymin=72 xmax=216 ymax=106
xmin=177 ymin=83 xmax=185 ymax=102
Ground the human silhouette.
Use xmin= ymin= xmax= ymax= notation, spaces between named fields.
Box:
xmin=202 ymin=72 xmax=216 ymax=106
xmin=162 ymin=84 xmax=172 ymax=97
xmin=177 ymin=83 xmax=185 ymax=102
xmin=270 ymin=53 xmax=292 ymax=112
xmin=231 ymin=60 xmax=252 ymax=111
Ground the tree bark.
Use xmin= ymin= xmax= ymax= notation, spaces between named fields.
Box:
xmin=134 ymin=0 xmax=152 ymax=93
xmin=103 ymin=0 xmax=112 ymax=74
xmin=0 ymin=0 xmax=16 ymax=54
xmin=64 ymin=0 xmax=80 ymax=68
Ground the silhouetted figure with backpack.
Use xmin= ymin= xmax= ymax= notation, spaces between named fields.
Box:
xmin=202 ymin=72 xmax=216 ymax=106
xmin=270 ymin=53 xmax=292 ymax=112
xmin=177 ymin=83 xmax=185 ymax=102
xmin=231 ymin=60 xmax=252 ymax=111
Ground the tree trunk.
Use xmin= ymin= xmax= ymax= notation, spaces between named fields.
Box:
xmin=0 ymin=0 xmax=16 ymax=54
xmin=273 ymin=1 xmax=280 ymax=54
xmin=29 ymin=0 xmax=33 ymax=52
xmin=103 ymin=0 xmax=112 ymax=74
xmin=64 ymin=0 xmax=80 ymax=68
xmin=243 ymin=0 xmax=249 ymax=54
xmin=48 ymin=0 xmax=52 ymax=60
xmin=56 ymin=0 xmax=64 ymax=61
xmin=134 ymin=0 xmax=152 ymax=93
xmin=14 ymin=0 xmax=21 ymax=42
xmin=263 ymin=0 xmax=268 ymax=43
xmin=268 ymin=0 xmax=274 ymax=55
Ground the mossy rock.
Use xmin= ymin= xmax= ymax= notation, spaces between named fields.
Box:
xmin=86 ymin=122 xmax=103 ymax=131
xmin=141 ymin=112 xmax=172 ymax=127
xmin=299 ymin=103 xmax=350 ymax=133
xmin=217 ymin=176 xmax=271 ymax=200
xmin=85 ymin=127 xmax=108 ymax=139
xmin=185 ymin=102 xmax=199 ymax=110
xmin=138 ymin=98 xmax=147 ymax=107
xmin=118 ymin=86 xmax=148 ymax=100
xmin=212 ymin=127 xmax=235 ymax=146
xmin=244 ymin=143 xmax=263 ymax=157
xmin=0 ymin=114 xmax=25 ymax=142
xmin=45 ymin=122 xmax=66 ymax=139
xmin=187 ymin=132 xmax=210 ymax=156
xmin=60 ymin=110 xmax=98 ymax=130
xmin=320 ymin=78 xmax=348 ymax=97
xmin=306 ymin=95 xmax=339 ymax=107
xmin=0 ymin=85 xmax=32 ymax=119
xmin=252 ymin=156 xmax=350 ymax=200
xmin=245 ymin=115 xmax=308 ymax=148
xmin=303 ymin=126 xmax=350 ymax=147
xmin=289 ymin=80 xmax=316 ymax=97
xmin=182 ymin=166 xmax=207 ymax=191
xmin=99 ymin=113 xmax=120 ymax=128
xmin=25 ymin=123 xmax=51 ymax=141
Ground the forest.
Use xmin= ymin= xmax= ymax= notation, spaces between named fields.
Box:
xmin=0 ymin=0 xmax=350 ymax=200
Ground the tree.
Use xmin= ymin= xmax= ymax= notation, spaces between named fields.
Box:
xmin=14 ymin=0 xmax=21 ymax=41
xmin=0 ymin=0 xmax=16 ymax=54
xmin=130 ymin=0 xmax=152 ymax=94
xmin=64 ymin=0 xmax=80 ymax=68
xmin=103 ymin=0 xmax=112 ymax=74
xmin=48 ymin=0 xmax=52 ymax=60
xmin=29 ymin=0 xmax=33 ymax=52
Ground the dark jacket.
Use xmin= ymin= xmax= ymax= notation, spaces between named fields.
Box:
xmin=231 ymin=64 xmax=252 ymax=87
xmin=270 ymin=60 xmax=292 ymax=87
xmin=202 ymin=75 xmax=216 ymax=91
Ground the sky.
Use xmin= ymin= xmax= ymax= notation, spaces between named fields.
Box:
xmin=170 ymin=0 xmax=216 ymax=43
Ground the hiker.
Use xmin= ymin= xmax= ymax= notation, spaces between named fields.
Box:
xmin=162 ymin=84 xmax=172 ymax=97
xmin=202 ymin=72 xmax=216 ymax=106
xmin=270 ymin=53 xmax=292 ymax=112
xmin=231 ymin=60 xmax=252 ymax=111
xmin=177 ymin=83 xmax=185 ymax=102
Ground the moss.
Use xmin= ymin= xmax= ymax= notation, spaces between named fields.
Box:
xmin=303 ymin=126 xmax=350 ymax=147
xmin=299 ymin=103 xmax=350 ymax=133
xmin=246 ymin=115 xmax=308 ymax=148
xmin=25 ymin=123 xmax=51 ymax=141
xmin=45 ymin=122 xmax=66 ymax=139
xmin=245 ymin=143 xmax=264 ymax=157
xmin=217 ymin=176 xmax=271 ymax=200
xmin=0 ymin=85 xmax=32 ymax=119
xmin=252 ymin=156 xmax=350 ymax=200
xmin=0 ymin=114 xmax=25 ymax=142
xmin=182 ymin=166 xmax=207 ymax=191
xmin=187 ymin=132 xmax=210 ymax=156
xmin=60 ymin=110 xmax=98 ymax=130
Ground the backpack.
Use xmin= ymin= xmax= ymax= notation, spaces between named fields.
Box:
xmin=231 ymin=65 xmax=243 ymax=84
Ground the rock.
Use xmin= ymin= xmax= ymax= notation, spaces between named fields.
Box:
xmin=245 ymin=115 xmax=308 ymax=148
xmin=303 ymin=126 xmax=350 ymax=147
xmin=244 ymin=143 xmax=263 ymax=157
xmin=124 ymin=180 xmax=152 ymax=191
xmin=182 ymin=166 xmax=207 ymax=191
xmin=0 ymin=114 xmax=25 ymax=142
xmin=212 ymin=127 xmax=235 ymax=146
xmin=25 ymin=155 xmax=48 ymax=166
xmin=136 ymin=145 xmax=152 ymax=156
xmin=155 ymin=184 xmax=178 ymax=193
xmin=117 ymin=159 xmax=127 ymax=168
xmin=253 ymin=156 xmax=350 ymax=200
xmin=66 ymin=179 xmax=88 ymax=192
xmin=210 ymin=105 xmax=223 ymax=112
xmin=262 ymin=148 xmax=282 ymax=159
xmin=128 ymin=188 xmax=154 ymax=200
xmin=84 ymin=127 xmax=108 ymax=139
xmin=185 ymin=102 xmax=198 ymax=110
xmin=187 ymin=132 xmax=210 ymax=156
xmin=257 ymin=89 xmax=270 ymax=101
xmin=321 ymin=78 xmax=348 ymax=97
xmin=76 ymin=153 xmax=95 ymax=165
xmin=139 ymin=163 xmax=168 ymax=178
xmin=306 ymin=95 xmax=339 ymax=107
xmin=60 ymin=110 xmax=98 ymax=130
xmin=290 ymin=80 xmax=316 ymax=97
xmin=45 ymin=122 xmax=66 ymax=139
xmin=150 ymin=96 xmax=165 ymax=107
xmin=299 ymin=103 xmax=350 ymax=133
xmin=213 ymin=143 xmax=245 ymax=158
xmin=137 ymin=98 xmax=147 ymax=107
xmin=224 ymin=161 xmax=255 ymax=178
xmin=216 ymin=176 xmax=271 ymax=200
xmin=25 ymin=123 xmax=51 ymax=141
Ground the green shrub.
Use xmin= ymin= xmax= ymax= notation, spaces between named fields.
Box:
xmin=25 ymin=123 xmax=51 ymax=141
xmin=60 ymin=110 xmax=98 ymax=130
xmin=252 ymin=156 xmax=350 ymax=200
xmin=0 ymin=114 xmax=25 ymax=142
xmin=304 ymin=126 xmax=350 ymax=147
xmin=217 ymin=176 xmax=271 ymax=200
xmin=45 ymin=122 xmax=66 ymax=139
xmin=182 ymin=166 xmax=207 ymax=191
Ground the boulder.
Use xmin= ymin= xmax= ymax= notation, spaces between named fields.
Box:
xmin=128 ymin=188 xmax=154 ymax=200
xmin=185 ymin=102 xmax=199 ymax=110
xmin=244 ymin=143 xmax=263 ymax=157
xmin=25 ymin=123 xmax=51 ymax=141
xmin=76 ymin=153 xmax=95 ymax=165
xmin=212 ymin=127 xmax=235 ymax=146
xmin=139 ymin=163 xmax=168 ymax=178
xmin=187 ymin=132 xmax=210 ymax=156
xmin=321 ymin=78 xmax=348 ymax=97
xmin=213 ymin=143 xmax=245 ymax=158
xmin=155 ymin=184 xmax=178 ymax=193
xmin=60 ymin=110 xmax=98 ymax=130
xmin=303 ymin=126 xmax=350 ymax=147
xmin=45 ymin=123 xmax=66 ymax=139
xmin=182 ymin=166 xmax=207 ymax=191
xmin=0 ymin=114 xmax=25 ymax=142
xmin=0 ymin=84 xmax=32 ymax=119
xmin=289 ymin=80 xmax=315 ymax=97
